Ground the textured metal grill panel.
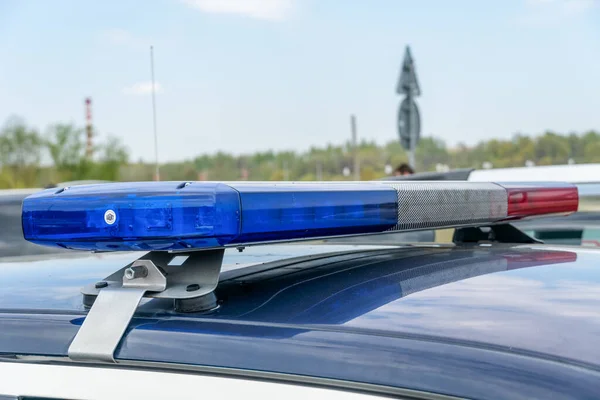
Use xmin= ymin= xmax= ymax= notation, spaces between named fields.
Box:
xmin=381 ymin=182 xmax=508 ymax=231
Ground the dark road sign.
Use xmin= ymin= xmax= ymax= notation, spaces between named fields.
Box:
xmin=396 ymin=47 xmax=420 ymax=97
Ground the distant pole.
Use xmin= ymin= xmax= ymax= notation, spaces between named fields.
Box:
xmin=351 ymin=114 xmax=360 ymax=180
xmin=406 ymin=89 xmax=416 ymax=168
xmin=150 ymin=46 xmax=160 ymax=181
xmin=85 ymin=98 xmax=93 ymax=159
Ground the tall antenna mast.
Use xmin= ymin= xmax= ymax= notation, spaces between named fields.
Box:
xmin=150 ymin=46 xmax=160 ymax=181
xmin=350 ymin=114 xmax=360 ymax=181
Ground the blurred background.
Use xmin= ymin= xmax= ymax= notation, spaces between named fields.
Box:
xmin=0 ymin=0 xmax=599 ymax=188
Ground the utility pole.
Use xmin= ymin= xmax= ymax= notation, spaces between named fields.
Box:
xmin=85 ymin=98 xmax=93 ymax=159
xmin=351 ymin=114 xmax=360 ymax=181
xmin=406 ymin=88 xmax=415 ymax=168
xmin=150 ymin=46 xmax=160 ymax=181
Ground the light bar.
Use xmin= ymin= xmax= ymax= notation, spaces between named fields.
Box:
xmin=21 ymin=181 xmax=578 ymax=251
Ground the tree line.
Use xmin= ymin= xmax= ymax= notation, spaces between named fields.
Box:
xmin=1 ymin=116 xmax=599 ymax=188
xmin=0 ymin=116 xmax=128 ymax=188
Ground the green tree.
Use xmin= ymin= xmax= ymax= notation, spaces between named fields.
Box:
xmin=581 ymin=131 xmax=600 ymax=163
xmin=45 ymin=123 xmax=90 ymax=181
xmin=415 ymin=137 xmax=449 ymax=171
xmin=535 ymin=132 xmax=570 ymax=165
xmin=0 ymin=117 xmax=42 ymax=168
xmin=512 ymin=134 xmax=535 ymax=166
xmin=0 ymin=117 xmax=42 ymax=187
xmin=94 ymin=136 xmax=129 ymax=181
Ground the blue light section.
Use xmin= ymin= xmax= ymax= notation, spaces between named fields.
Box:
xmin=232 ymin=183 xmax=398 ymax=243
xmin=22 ymin=182 xmax=241 ymax=251
xmin=22 ymin=182 xmax=398 ymax=251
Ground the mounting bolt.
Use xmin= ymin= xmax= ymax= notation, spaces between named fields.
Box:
xmin=124 ymin=265 xmax=148 ymax=280
xmin=186 ymin=284 xmax=200 ymax=292
xmin=104 ymin=209 xmax=117 ymax=225
xmin=95 ymin=281 xmax=108 ymax=289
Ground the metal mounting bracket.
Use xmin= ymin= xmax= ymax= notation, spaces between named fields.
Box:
xmin=453 ymin=223 xmax=543 ymax=245
xmin=69 ymin=248 xmax=225 ymax=363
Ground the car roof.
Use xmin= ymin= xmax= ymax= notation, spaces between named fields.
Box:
xmin=468 ymin=163 xmax=600 ymax=183
xmin=0 ymin=188 xmax=40 ymax=199
xmin=385 ymin=163 xmax=600 ymax=184
xmin=1 ymin=243 xmax=600 ymax=398
xmin=0 ymin=191 xmax=73 ymax=258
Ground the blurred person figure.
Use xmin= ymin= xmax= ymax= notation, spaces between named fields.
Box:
xmin=394 ymin=163 xmax=414 ymax=176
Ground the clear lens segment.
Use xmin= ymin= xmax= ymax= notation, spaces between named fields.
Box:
xmin=21 ymin=181 xmax=578 ymax=251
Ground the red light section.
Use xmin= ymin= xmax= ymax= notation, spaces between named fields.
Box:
xmin=503 ymin=183 xmax=579 ymax=219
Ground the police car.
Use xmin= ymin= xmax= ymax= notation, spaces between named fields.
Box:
xmin=1 ymin=180 xmax=598 ymax=399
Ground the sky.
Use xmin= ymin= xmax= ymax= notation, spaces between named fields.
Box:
xmin=0 ymin=0 xmax=599 ymax=162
